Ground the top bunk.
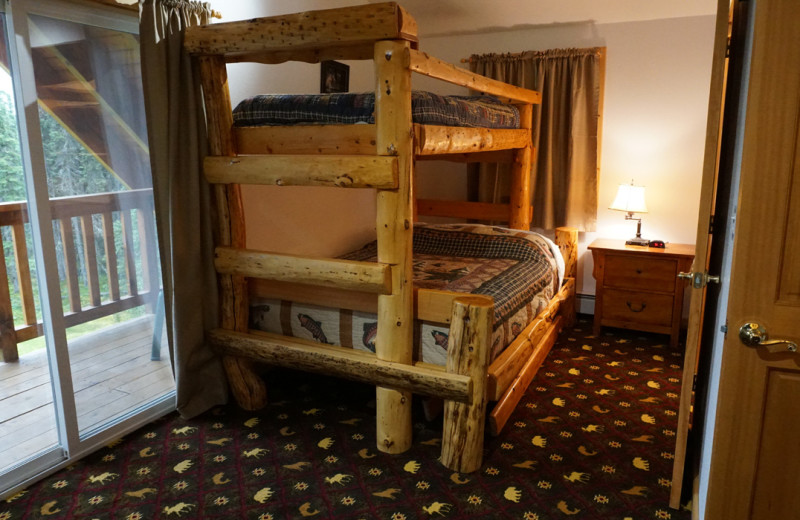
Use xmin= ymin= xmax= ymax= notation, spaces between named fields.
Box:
xmin=183 ymin=2 xmax=541 ymax=153
xmin=184 ymin=2 xmax=541 ymax=229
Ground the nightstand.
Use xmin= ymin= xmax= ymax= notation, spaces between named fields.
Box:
xmin=589 ymin=239 xmax=695 ymax=348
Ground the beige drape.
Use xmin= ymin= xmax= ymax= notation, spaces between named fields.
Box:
xmin=469 ymin=48 xmax=602 ymax=231
xmin=140 ymin=0 xmax=227 ymax=417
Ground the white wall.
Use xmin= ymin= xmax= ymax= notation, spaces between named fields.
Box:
xmin=205 ymin=2 xmax=716 ymax=296
xmin=416 ymin=16 xmax=716 ymax=299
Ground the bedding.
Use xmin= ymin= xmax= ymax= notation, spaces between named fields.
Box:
xmin=249 ymin=224 xmax=560 ymax=365
xmin=232 ymin=91 xmax=520 ymax=129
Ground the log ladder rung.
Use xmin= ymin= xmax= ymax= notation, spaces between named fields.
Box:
xmin=208 ymin=328 xmax=472 ymax=403
xmin=214 ymin=246 xmax=393 ymax=295
xmin=204 ymin=154 xmax=399 ymax=189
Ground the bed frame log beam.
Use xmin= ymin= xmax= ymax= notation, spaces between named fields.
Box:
xmin=184 ymin=3 xmax=418 ymax=59
xmin=205 ymin=155 xmax=399 ymax=189
xmin=487 ymin=278 xmax=575 ymax=400
xmin=208 ymin=329 xmax=472 ymax=403
xmin=198 ymin=55 xmax=267 ymax=411
xmin=215 ymin=247 xmax=393 ymax=295
xmin=489 ymin=315 xmax=563 ymax=435
xmin=409 ymin=50 xmax=542 ymax=105
xmin=374 ymin=39 xmax=415 ymax=454
xmin=414 ymin=126 xmax=530 ymax=156
xmin=234 ymin=124 xmax=529 ymax=158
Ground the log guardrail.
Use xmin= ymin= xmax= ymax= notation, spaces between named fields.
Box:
xmin=0 ymin=188 xmax=159 ymax=362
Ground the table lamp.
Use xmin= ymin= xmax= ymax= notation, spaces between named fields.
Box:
xmin=609 ymin=181 xmax=649 ymax=246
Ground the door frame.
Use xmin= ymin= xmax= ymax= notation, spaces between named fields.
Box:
xmin=1 ymin=0 xmax=175 ymax=497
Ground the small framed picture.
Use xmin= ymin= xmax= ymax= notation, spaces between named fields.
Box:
xmin=320 ymin=60 xmax=350 ymax=93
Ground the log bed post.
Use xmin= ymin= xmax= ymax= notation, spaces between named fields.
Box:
xmin=555 ymin=226 xmax=578 ymax=327
xmin=441 ymin=296 xmax=493 ymax=473
xmin=374 ymin=39 xmax=415 ymax=454
xmin=198 ymin=55 xmax=267 ymax=410
xmin=509 ymin=103 xmax=533 ymax=229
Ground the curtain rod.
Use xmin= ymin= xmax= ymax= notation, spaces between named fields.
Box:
xmin=461 ymin=47 xmax=605 ymax=63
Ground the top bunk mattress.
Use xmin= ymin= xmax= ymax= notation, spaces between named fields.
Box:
xmin=249 ymin=223 xmax=562 ymax=365
xmin=232 ymin=91 xmax=520 ymax=129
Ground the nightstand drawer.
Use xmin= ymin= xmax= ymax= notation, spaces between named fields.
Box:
xmin=604 ymin=255 xmax=677 ymax=293
xmin=602 ymin=288 xmax=674 ymax=327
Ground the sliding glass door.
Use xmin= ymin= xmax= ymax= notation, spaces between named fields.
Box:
xmin=0 ymin=7 xmax=61 ymax=475
xmin=0 ymin=0 xmax=175 ymax=494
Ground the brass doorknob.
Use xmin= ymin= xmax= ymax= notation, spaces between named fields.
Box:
xmin=738 ymin=322 xmax=798 ymax=352
xmin=678 ymin=271 xmax=720 ymax=289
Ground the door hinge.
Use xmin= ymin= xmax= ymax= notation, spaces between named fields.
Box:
xmin=708 ymin=214 xmax=715 ymax=235
xmin=720 ymin=320 xmax=728 ymax=338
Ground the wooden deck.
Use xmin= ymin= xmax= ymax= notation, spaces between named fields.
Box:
xmin=0 ymin=315 xmax=175 ymax=471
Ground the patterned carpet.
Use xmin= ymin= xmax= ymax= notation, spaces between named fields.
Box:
xmin=1 ymin=317 xmax=691 ymax=519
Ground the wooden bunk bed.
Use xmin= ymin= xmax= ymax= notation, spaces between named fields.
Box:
xmin=184 ymin=2 xmax=578 ymax=474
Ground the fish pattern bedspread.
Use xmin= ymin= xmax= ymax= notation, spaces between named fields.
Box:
xmin=232 ymin=91 xmax=520 ymax=129
xmin=249 ymin=224 xmax=559 ymax=366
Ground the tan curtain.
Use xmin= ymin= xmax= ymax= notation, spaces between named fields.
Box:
xmin=469 ymin=48 xmax=602 ymax=231
xmin=140 ymin=0 xmax=227 ymax=417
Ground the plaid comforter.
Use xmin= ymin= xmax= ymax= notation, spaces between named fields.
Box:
xmin=249 ymin=224 xmax=558 ymax=365
xmin=232 ymin=91 xmax=520 ymax=129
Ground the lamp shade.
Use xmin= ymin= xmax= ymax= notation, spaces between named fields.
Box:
xmin=609 ymin=183 xmax=648 ymax=214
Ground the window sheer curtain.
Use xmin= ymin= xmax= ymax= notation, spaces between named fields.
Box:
xmin=139 ymin=0 xmax=227 ymax=417
xmin=469 ymin=48 xmax=603 ymax=231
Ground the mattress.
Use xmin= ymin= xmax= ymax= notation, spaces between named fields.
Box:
xmin=232 ymin=91 xmax=520 ymax=129
xmin=249 ymin=223 xmax=561 ymax=366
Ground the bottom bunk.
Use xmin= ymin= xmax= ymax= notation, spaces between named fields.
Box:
xmin=208 ymin=224 xmax=577 ymax=472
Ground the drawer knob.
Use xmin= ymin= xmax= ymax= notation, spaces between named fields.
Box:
xmin=626 ymin=301 xmax=646 ymax=313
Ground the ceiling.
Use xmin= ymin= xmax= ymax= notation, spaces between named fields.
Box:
xmin=367 ymin=0 xmax=718 ymax=37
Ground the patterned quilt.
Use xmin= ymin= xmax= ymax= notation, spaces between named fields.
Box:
xmin=232 ymin=91 xmax=520 ymax=129
xmin=250 ymin=224 xmax=560 ymax=366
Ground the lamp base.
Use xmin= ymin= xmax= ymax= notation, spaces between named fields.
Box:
xmin=625 ymin=237 xmax=650 ymax=246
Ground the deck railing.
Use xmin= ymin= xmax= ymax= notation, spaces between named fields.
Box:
xmin=0 ymin=189 xmax=160 ymax=362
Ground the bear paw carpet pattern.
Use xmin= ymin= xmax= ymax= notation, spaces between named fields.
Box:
xmin=1 ymin=318 xmax=691 ymax=519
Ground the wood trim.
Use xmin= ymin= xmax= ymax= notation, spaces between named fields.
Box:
xmin=208 ymin=329 xmax=471 ymax=403
xmin=410 ymin=50 xmax=541 ymax=104
xmin=205 ymin=155 xmax=398 ymax=189
xmin=216 ymin=247 xmax=393 ymax=295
